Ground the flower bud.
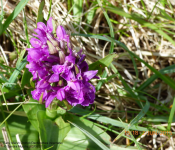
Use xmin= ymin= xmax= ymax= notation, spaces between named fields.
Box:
xmin=58 ymin=50 xmax=65 ymax=65
xmin=47 ymin=40 xmax=57 ymax=54
xmin=46 ymin=33 xmax=59 ymax=47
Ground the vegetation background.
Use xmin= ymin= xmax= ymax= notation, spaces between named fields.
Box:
xmin=1 ymin=0 xmax=175 ymax=149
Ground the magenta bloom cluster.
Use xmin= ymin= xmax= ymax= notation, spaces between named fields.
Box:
xmin=26 ymin=18 xmax=98 ymax=108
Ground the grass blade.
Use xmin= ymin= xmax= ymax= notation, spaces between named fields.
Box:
xmin=105 ymin=35 xmax=175 ymax=91
xmin=0 ymin=0 xmax=30 ymax=35
xmin=47 ymin=0 xmax=52 ymax=20
xmin=138 ymin=64 xmax=175 ymax=91
xmin=104 ymin=6 xmax=175 ymax=46
xmin=167 ymin=97 xmax=175 ymax=131
xmin=8 ymin=57 xmax=27 ymax=87
xmin=73 ymin=0 xmax=83 ymax=23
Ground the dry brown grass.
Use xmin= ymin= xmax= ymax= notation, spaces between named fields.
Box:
xmin=1 ymin=0 xmax=175 ymax=149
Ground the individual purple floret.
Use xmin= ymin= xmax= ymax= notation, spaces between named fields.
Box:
xmin=26 ymin=17 xmax=98 ymax=108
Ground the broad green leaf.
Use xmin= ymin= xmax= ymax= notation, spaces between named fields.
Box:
xmin=73 ymin=0 xmax=83 ymax=23
xmin=22 ymin=90 xmax=45 ymax=130
xmin=86 ymin=4 xmax=96 ymax=25
xmin=66 ymin=113 xmax=111 ymax=145
xmin=68 ymin=121 xmax=110 ymax=150
xmin=21 ymin=67 xmax=32 ymax=88
xmin=37 ymin=110 xmax=60 ymax=150
xmin=37 ymin=0 xmax=45 ymax=23
xmin=0 ymin=0 xmax=30 ymax=35
xmin=55 ymin=116 xmax=71 ymax=149
xmin=89 ymin=53 xmax=117 ymax=74
xmin=58 ymin=113 xmax=112 ymax=150
xmin=0 ymin=111 xmax=39 ymax=150
xmin=58 ymin=126 xmax=89 ymax=150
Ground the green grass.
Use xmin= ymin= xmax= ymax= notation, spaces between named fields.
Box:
xmin=1 ymin=0 xmax=175 ymax=149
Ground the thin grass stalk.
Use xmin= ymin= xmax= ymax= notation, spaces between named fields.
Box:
xmin=96 ymin=0 xmax=114 ymax=91
xmin=47 ymin=0 xmax=52 ymax=20
xmin=22 ymin=9 xmax=29 ymax=47
xmin=0 ymin=89 xmax=15 ymax=150
xmin=167 ymin=97 xmax=175 ymax=131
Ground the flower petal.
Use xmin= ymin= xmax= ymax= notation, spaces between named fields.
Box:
xmin=31 ymin=89 xmax=47 ymax=101
xmin=47 ymin=17 xmax=53 ymax=33
xmin=45 ymin=92 xmax=57 ymax=108
xmin=56 ymin=25 xmax=66 ymax=40
xmin=30 ymin=38 xmax=42 ymax=48
xmin=36 ymin=80 xmax=50 ymax=89
xmin=65 ymin=55 xmax=76 ymax=64
xmin=28 ymin=50 xmax=43 ymax=61
xmin=37 ymin=22 xmax=47 ymax=32
xmin=78 ymin=61 xmax=89 ymax=72
xmin=49 ymin=74 xmax=59 ymax=83
xmin=57 ymin=88 xmax=65 ymax=101
xmin=82 ymin=70 xmax=98 ymax=81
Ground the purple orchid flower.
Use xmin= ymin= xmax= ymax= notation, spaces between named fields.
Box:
xmin=26 ymin=17 xmax=98 ymax=108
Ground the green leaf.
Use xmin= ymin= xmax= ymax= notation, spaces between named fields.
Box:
xmin=73 ymin=0 xmax=83 ymax=23
xmin=70 ymin=107 xmax=155 ymax=132
xmin=0 ymin=20 xmax=3 ymax=35
xmin=167 ymin=98 xmax=175 ymax=131
xmin=47 ymin=0 xmax=52 ymax=20
xmin=58 ymin=125 xmax=89 ymax=150
xmin=37 ymin=110 xmax=60 ymax=150
xmin=21 ymin=67 xmax=32 ymax=88
xmin=89 ymin=53 xmax=117 ymax=74
xmin=104 ymin=6 xmax=175 ymax=46
xmin=66 ymin=113 xmax=111 ymax=145
xmin=130 ymin=100 xmax=150 ymax=126
xmin=86 ymin=4 xmax=96 ymax=25
xmin=58 ymin=113 xmax=112 ymax=150
xmin=159 ymin=9 xmax=175 ymax=21
xmin=138 ymin=64 xmax=175 ymax=91
xmin=36 ymin=0 xmax=45 ymax=23
xmin=73 ymin=33 xmax=175 ymax=91
xmin=22 ymin=90 xmax=45 ymax=130
xmin=0 ymin=87 xmax=21 ymax=100
xmin=8 ymin=57 xmax=27 ymax=88
xmin=0 ymin=110 xmax=39 ymax=150
xmin=68 ymin=121 xmax=110 ymax=150
xmin=105 ymin=35 xmax=175 ymax=91
xmin=0 ymin=0 xmax=30 ymax=35
xmin=55 ymin=116 xmax=71 ymax=149
xmin=145 ymin=116 xmax=175 ymax=122
xmin=113 ymin=100 xmax=150 ymax=150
